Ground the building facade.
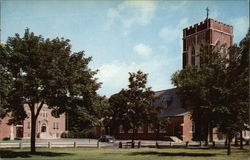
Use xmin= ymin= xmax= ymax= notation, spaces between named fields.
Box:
xmin=0 ymin=104 xmax=66 ymax=140
xmin=182 ymin=18 xmax=233 ymax=68
xmin=111 ymin=88 xmax=193 ymax=142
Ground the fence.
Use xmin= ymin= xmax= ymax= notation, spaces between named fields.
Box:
xmin=0 ymin=141 xmax=103 ymax=149
xmin=0 ymin=141 xmax=239 ymax=149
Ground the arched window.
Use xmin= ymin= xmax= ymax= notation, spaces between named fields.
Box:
xmin=41 ymin=123 xmax=47 ymax=132
xmin=191 ymin=47 xmax=195 ymax=65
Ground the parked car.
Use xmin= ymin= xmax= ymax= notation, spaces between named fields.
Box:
xmin=98 ymin=135 xmax=115 ymax=143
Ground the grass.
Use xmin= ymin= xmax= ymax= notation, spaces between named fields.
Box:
xmin=0 ymin=146 xmax=249 ymax=160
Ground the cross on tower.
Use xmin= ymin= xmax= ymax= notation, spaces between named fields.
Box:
xmin=206 ymin=7 xmax=209 ymax=19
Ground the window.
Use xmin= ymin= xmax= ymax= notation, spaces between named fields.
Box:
xmin=119 ymin=125 xmax=124 ymax=133
xmin=27 ymin=122 xmax=30 ymax=129
xmin=138 ymin=126 xmax=143 ymax=133
xmin=191 ymin=47 xmax=195 ymax=65
xmin=161 ymin=96 xmax=171 ymax=108
xmin=40 ymin=110 xmax=48 ymax=117
xmin=148 ymin=125 xmax=154 ymax=133
xmin=159 ymin=123 xmax=166 ymax=133
xmin=128 ymin=129 xmax=133 ymax=133
xmin=53 ymin=122 xmax=59 ymax=130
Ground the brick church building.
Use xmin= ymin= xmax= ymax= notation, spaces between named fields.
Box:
xmin=182 ymin=18 xmax=233 ymax=68
xmin=97 ymin=17 xmax=235 ymax=142
xmin=0 ymin=104 xmax=66 ymax=140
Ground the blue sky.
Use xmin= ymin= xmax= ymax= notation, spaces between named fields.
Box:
xmin=2 ymin=0 xmax=249 ymax=97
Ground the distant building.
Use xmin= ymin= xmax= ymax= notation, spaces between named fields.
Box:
xmin=0 ymin=104 xmax=66 ymax=140
xmin=111 ymin=88 xmax=193 ymax=142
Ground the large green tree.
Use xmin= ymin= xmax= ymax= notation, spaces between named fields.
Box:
xmin=172 ymin=43 xmax=226 ymax=145
xmin=0 ymin=43 xmax=13 ymax=117
xmin=1 ymin=29 xmax=101 ymax=153
xmin=109 ymin=70 xmax=163 ymax=147
xmin=67 ymin=95 xmax=110 ymax=133
xmin=216 ymin=29 xmax=249 ymax=154
xmin=171 ymin=29 xmax=249 ymax=155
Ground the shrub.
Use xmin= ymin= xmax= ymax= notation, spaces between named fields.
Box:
xmin=61 ymin=130 xmax=95 ymax=138
xmin=61 ymin=132 xmax=68 ymax=138
xmin=3 ymin=137 xmax=10 ymax=140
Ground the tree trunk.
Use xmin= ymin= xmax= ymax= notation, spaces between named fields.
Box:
xmin=209 ymin=125 xmax=213 ymax=142
xmin=29 ymin=102 xmax=44 ymax=154
xmin=227 ymin=134 xmax=231 ymax=156
xmin=204 ymin=123 xmax=209 ymax=146
xmin=240 ymin=131 xmax=243 ymax=149
xmin=31 ymin=108 xmax=37 ymax=153
xmin=234 ymin=135 xmax=238 ymax=146
xmin=132 ymin=128 xmax=135 ymax=148
xmin=155 ymin=127 xmax=159 ymax=148
xmin=110 ymin=127 xmax=113 ymax=136
xmin=225 ymin=138 xmax=228 ymax=146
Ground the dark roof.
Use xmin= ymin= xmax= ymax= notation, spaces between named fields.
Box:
xmin=154 ymin=88 xmax=189 ymax=117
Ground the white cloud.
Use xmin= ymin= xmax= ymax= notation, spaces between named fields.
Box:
xmin=107 ymin=0 xmax=157 ymax=29
xmin=96 ymin=53 xmax=181 ymax=97
xmin=133 ymin=43 xmax=152 ymax=57
xmin=230 ymin=16 xmax=249 ymax=43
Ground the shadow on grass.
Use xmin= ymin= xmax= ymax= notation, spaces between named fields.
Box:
xmin=153 ymin=146 xmax=227 ymax=150
xmin=187 ymin=147 xmax=227 ymax=150
xmin=130 ymin=151 xmax=216 ymax=157
xmin=0 ymin=150 xmax=71 ymax=158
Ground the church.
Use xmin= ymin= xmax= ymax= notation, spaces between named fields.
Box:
xmin=95 ymin=17 xmax=235 ymax=142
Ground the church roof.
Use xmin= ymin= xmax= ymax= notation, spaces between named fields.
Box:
xmin=154 ymin=88 xmax=189 ymax=117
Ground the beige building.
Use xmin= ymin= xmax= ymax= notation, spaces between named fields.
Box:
xmin=0 ymin=104 xmax=66 ymax=140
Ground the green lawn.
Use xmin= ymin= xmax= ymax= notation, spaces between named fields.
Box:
xmin=0 ymin=147 xmax=249 ymax=160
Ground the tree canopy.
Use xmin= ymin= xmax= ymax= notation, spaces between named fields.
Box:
xmin=109 ymin=70 xmax=163 ymax=146
xmin=0 ymin=29 xmax=101 ymax=153
xmin=171 ymin=29 xmax=249 ymax=155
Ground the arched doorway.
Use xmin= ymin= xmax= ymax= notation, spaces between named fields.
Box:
xmin=41 ymin=123 xmax=47 ymax=132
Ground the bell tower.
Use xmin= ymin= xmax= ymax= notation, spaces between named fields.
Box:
xmin=182 ymin=11 xmax=233 ymax=68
